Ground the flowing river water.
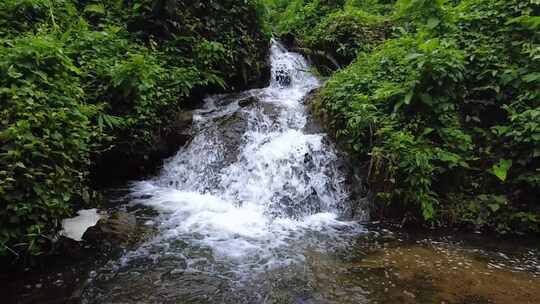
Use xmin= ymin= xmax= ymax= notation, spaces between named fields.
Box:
xmin=5 ymin=41 xmax=540 ymax=304
xmin=81 ymin=40 xmax=365 ymax=303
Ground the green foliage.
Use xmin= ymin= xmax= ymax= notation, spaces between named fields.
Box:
xmin=492 ymin=159 xmax=512 ymax=182
xmin=305 ymin=8 xmax=388 ymax=64
xmin=267 ymin=0 xmax=393 ymax=72
xmin=320 ymin=35 xmax=469 ymax=222
xmin=1 ymin=0 xmax=270 ymax=256
xmin=0 ymin=32 xmax=101 ymax=255
xmin=313 ymin=0 xmax=540 ymax=233
xmin=124 ymin=0 xmax=270 ymax=89
xmin=395 ymin=0 xmax=446 ymax=31
xmin=0 ymin=0 xmax=51 ymax=35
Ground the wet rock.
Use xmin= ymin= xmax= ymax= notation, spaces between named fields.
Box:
xmin=173 ymin=110 xmax=193 ymax=131
xmin=303 ymin=153 xmax=315 ymax=170
xmin=380 ymin=231 xmax=397 ymax=243
xmin=261 ymin=102 xmax=283 ymax=120
xmin=164 ymin=110 xmax=194 ymax=154
xmin=279 ymin=33 xmax=297 ymax=50
xmin=303 ymin=115 xmax=324 ymax=134
xmin=302 ymin=89 xmax=325 ymax=134
xmin=215 ymin=111 xmax=249 ymax=165
xmin=91 ymin=111 xmax=194 ymax=186
xmin=275 ymin=70 xmax=292 ymax=87
xmin=55 ymin=236 xmax=86 ymax=259
xmin=214 ymin=91 xmax=255 ymax=107
xmin=238 ymin=96 xmax=258 ymax=108
xmin=82 ymin=212 xmax=137 ymax=250
xmin=301 ymin=88 xmax=319 ymax=106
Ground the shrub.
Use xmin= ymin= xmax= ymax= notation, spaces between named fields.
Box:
xmin=0 ymin=0 xmax=50 ymax=35
xmin=305 ymin=8 xmax=388 ymax=65
xmin=314 ymin=0 xmax=540 ymax=232
xmin=0 ymin=0 xmax=270 ymax=257
xmin=270 ymin=0 xmax=391 ymax=72
xmin=0 ymin=33 xmax=101 ymax=255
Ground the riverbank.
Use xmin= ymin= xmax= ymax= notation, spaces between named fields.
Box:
xmin=268 ymin=0 xmax=540 ymax=233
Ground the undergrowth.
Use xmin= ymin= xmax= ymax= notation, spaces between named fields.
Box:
xmin=0 ymin=0 xmax=269 ymax=257
xmin=269 ymin=0 xmax=540 ymax=233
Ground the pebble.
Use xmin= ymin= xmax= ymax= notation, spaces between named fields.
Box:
xmin=403 ymin=290 xmax=416 ymax=299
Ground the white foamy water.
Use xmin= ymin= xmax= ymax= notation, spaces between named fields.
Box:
xmin=125 ymin=40 xmax=361 ymax=272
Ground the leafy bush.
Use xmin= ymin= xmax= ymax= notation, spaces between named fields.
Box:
xmin=318 ymin=36 xmax=469 ymax=220
xmin=395 ymin=0 xmax=447 ymax=32
xmin=268 ymin=0 xmax=392 ymax=72
xmin=305 ymin=8 xmax=388 ymax=65
xmin=0 ymin=0 xmax=270 ymax=257
xmin=124 ymin=0 xmax=270 ymax=90
xmin=0 ymin=32 xmax=101 ymax=255
xmin=312 ymin=0 xmax=540 ymax=232
xmin=0 ymin=0 xmax=50 ymax=35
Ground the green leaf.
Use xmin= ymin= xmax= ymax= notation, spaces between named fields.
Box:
xmin=492 ymin=159 xmax=512 ymax=182
xmin=419 ymin=93 xmax=433 ymax=106
xmin=427 ymin=17 xmax=440 ymax=29
xmin=7 ymin=66 xmax=22 ymax=79
xmin=491 ymin=125 xmax=510 ymax=136
xmin=403 ymin=89 xmax=414 ymax=105
xmin=488 ymin=203 xmax=500 ymax=212
xmin=523 ymin=73 xmax=540 ymax=83
xmin=421 ymin=127 xmax=434 ymax=137
xmin=84 ymin=4 xmax=105 ymax=15
xmin=405 ymin=53 xmax=423 ymax=61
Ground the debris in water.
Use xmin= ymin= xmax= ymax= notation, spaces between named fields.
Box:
xmin=61 ymin=209 xmax=103 ymax=241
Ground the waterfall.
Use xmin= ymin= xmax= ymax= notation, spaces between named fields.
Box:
xmin=82 ymin=40 xmax=364 ymax=303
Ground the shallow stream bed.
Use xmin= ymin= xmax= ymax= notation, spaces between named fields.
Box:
xmin=3 ymin=226 xmax=540 ymax=304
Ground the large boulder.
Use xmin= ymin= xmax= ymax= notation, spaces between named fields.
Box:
xmin=171 ymin=110 xmax=194 ymax=134
xmin=82 ymin=212 xmax=138 ymax=251
xmin=214 ymin=111 xmax=249 ymax=166
xmin=302 ymin=89 xmax=325 ymax=134
xmin=238 ymin=96 xmax=259 ymax=108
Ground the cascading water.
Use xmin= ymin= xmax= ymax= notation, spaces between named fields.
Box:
xmin=81 ymin=41 xmax=366 ymax=303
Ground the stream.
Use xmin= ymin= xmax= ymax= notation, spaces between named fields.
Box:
xmin=82 ymin=40 xmax=362 ymax=303
xmin=5 ymin=41 xmax=540 ymax=304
